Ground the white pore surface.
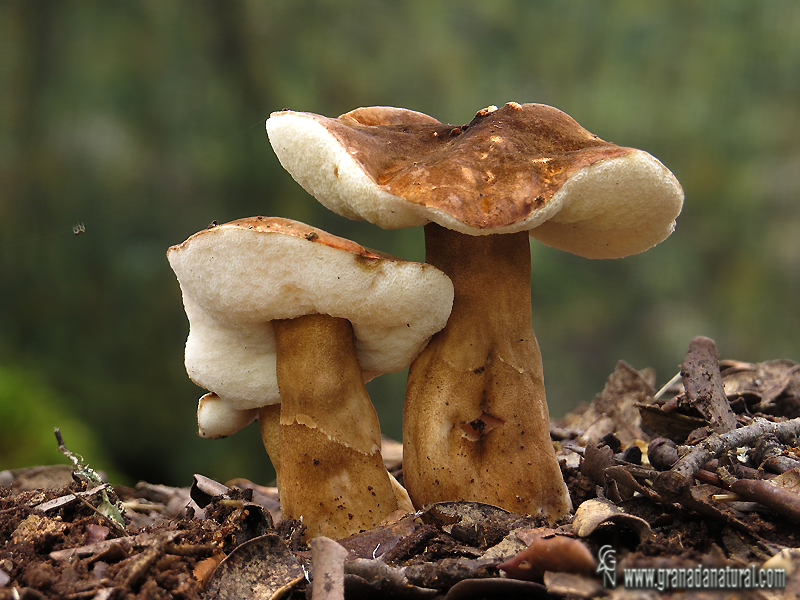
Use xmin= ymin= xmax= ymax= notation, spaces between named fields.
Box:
xmin=181 ymin=293 xmax=279 ymax=410
xmin=167 ymin=224 xmax=454 ymax=413
xmin=529 ymin=150 xmax=685 ymax=259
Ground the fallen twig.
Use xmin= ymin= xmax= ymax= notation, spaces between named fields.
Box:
xmin=653 ymin=417 xmax=800 ymax=498
xmin=49 ymin=531 xmax=181 ymax=562
xmin=752 ymin=435 xmax=800 ymax=474
xmin=729 ymin=478 xmax=800 ymax=524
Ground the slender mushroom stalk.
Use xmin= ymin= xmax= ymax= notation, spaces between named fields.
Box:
xmin=266 ymin=103 xmax=684 ymax=520
xmin=258 ymin=403 xmax=281 ymax=483
xmin=168 ymin=217 xmax=453 ymax=538
xmin=273 ymin=313 xmax=397 ymax=537
xmin=403 ymin=225 xmax=569 ymax=517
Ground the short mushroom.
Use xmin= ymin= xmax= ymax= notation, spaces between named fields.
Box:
xmin=167 ymin=217 xmax=453 ymax=538
xmin=267 ymin=103 xmax=684 ymax=521
xmin=196 ymin=392 xmax=259 ymax=439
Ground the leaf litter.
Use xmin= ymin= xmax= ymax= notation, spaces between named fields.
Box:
xmin=2 ymin=336 xmax=800 ymax=598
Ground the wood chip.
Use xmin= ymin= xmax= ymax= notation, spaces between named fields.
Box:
xmin=311 ymin=537 xmax=348 ymax=600
xmin=681 ymin=336 xmax=738 ymax=433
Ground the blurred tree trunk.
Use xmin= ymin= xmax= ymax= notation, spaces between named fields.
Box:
xmin=206 ymin=2 xmax=271 ymax=120
xmin=5 ymin=0 xmax=56 ymax=219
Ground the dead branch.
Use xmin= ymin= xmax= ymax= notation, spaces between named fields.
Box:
xmin=682 ymin=336 xmax=737 ymax=433
xmin=653 ymin=417 xmax=800 ymax=498
xmin=730 ymin=478 xmax=800 ymax=524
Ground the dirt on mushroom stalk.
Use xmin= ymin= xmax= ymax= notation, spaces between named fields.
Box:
xmin=3 ymin=336 xmax=800 ymax=599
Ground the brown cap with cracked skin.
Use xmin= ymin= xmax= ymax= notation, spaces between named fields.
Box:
xmin=267 ymin=102 xmax=684 ymax=257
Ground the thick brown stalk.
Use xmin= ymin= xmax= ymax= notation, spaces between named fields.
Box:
xmin=403 ymin=224 xmax=571 ymax=521
xmin=272 ymin=313 xmax=398 ymax=539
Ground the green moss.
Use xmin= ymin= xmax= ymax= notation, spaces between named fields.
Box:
xmin=0 ymin=364 xmax=119 ymax=481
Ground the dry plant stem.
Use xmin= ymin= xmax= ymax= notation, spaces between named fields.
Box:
xmin=682 ymin=336 xmax=737 ymax=432
xmin=403 ymin=224 xmax=571 ymax=520
xmin=311 ymin=537 xmax=349 ymax=600
xmin=729 ymin=479 xmax=800 ymax=524
xmin=654 ymin=417 xmax=800 ymax=498
xmin=273 ymin=313 xmax=399 ymax=539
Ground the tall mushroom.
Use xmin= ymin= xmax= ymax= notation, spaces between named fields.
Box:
xmin=266 ymin=103 xmax=684 ymax=522
xmin=167 ymin=217 xmax=453 ymax=538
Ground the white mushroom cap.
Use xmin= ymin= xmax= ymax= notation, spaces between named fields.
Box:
xmin=167 ymin=217 xmax=453 ymax=425
xmin=196 ymin=392 xmax=258 ymax=439
xmin=267 ymin=103 xmax=683 ymax=257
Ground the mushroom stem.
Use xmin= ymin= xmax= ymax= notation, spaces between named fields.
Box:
xmin=258 ymin=403 xmax=281 ymax=482
xmin=272 ymin=313 xmax=399 ymax=538
xmin=403 ymin=223 xmax=572 ymax=521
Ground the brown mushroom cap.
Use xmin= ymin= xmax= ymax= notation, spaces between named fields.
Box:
xmin=266 ymin=102 xmax=683 ymax=256
xmin=167 ymin=216 xmax=453 ymax=426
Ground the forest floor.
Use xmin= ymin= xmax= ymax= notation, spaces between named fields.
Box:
xmin=2 ymin=337 xmax=800 ymax=599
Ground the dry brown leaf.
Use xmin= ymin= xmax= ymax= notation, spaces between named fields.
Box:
xmin=572 ymin=498 xmax=652 ymax=541
xmin=204 ymin=534 xmax=305 ymax=600
xmin=563 ymin=361 xmax=654 ymax=446
xmin=498 ymin=530 xmax=595 ymax=582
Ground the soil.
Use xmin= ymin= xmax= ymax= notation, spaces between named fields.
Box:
xmin=2 ymin=337 xmax=800 ymax=599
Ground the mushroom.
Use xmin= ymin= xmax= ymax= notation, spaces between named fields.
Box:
xmin=266 ymin=103 xmax=684 ymax=521
xmin=197 ymin=392 xmax=258 ymax=439
xmin=167 ymin=217 xmax=453 ymax=538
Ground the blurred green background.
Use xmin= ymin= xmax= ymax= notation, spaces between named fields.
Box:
xmin=1 ymin=0 xmax=798 ymax=487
